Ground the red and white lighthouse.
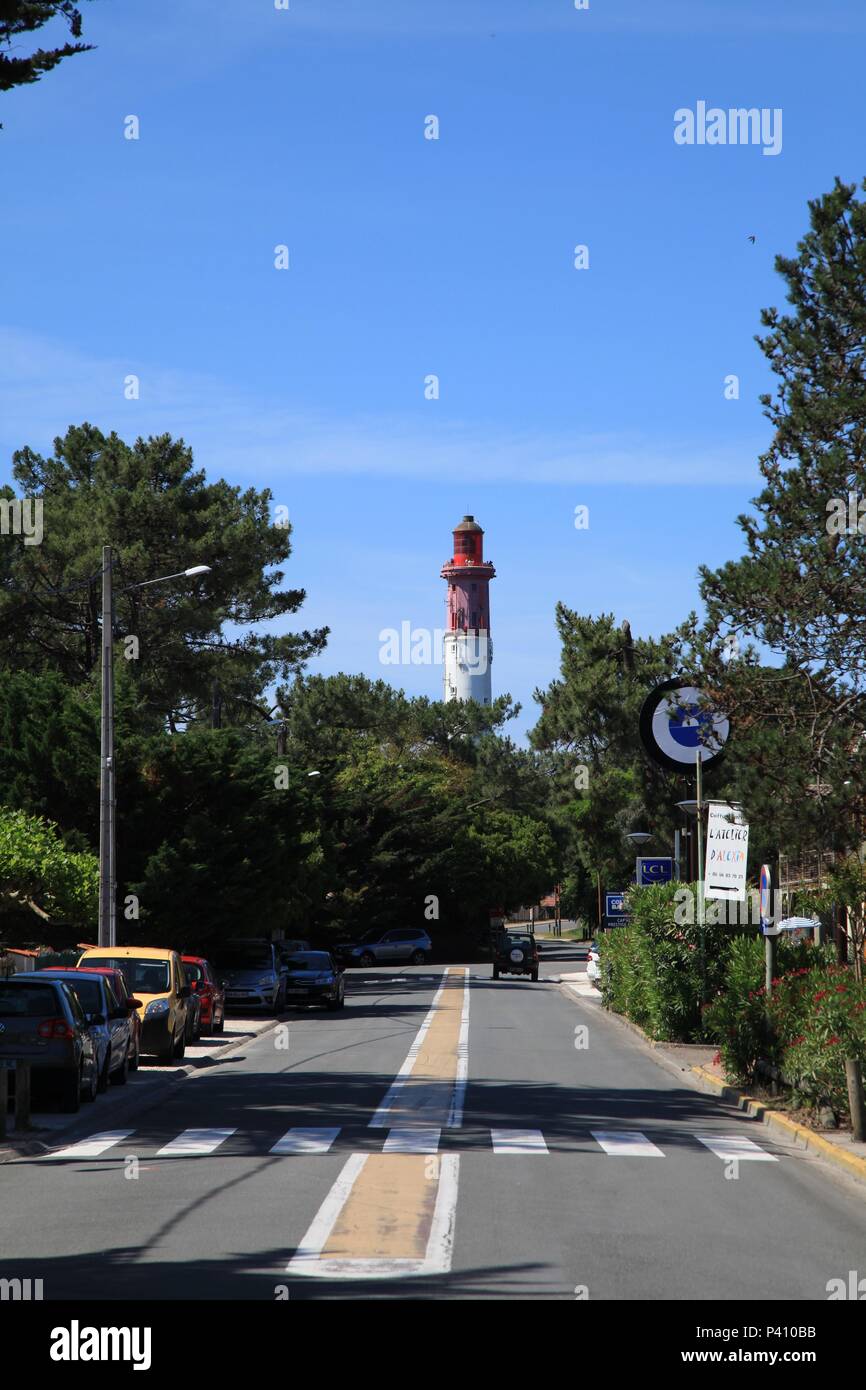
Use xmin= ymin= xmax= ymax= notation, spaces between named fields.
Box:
xmin=440 ymin=515 xmax=495 ymax=705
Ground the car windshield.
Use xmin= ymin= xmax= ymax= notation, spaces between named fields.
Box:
xmin=43 ymin=977 xmax=103 ymax=1014
xmin=285 ymin=952 xmax=332 ymax=972
xmin=84 ymin=957 xmax=171 ymax=994
xmin=184 ymin=962 xmax=204 ymax=982
xmin=0 ymin=983 xmax=61 ymax=1016
xmin=218 ymin=949 xmax=272 ymax=971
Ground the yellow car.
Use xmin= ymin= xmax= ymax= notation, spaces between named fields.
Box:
xmin=77 ymin=946 xmax=191 ymax=1064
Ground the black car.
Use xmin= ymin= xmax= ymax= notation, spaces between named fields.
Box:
xmin=492 ymin=929 xmax=540 ymax=981
xmin=282 ymin=951 xmax=345 ymax=1010
xmin=0 ymin=976 xmax=99 ymax=1113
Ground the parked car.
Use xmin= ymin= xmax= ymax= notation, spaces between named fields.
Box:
xmin=282 ymin=951 xmax=345 ymax=1010
xmin=336 ymin=928 xmax=432 ymax=968
xmin=586 ymin=940 xmax=601 ymax=987
xmin=0 ymin=976 xmax=98 ymax=1113
xmin=492 ymin=928 xmax=539 ymax=981
xmin=76 ymin=966 xmax=144 ymax=1070
xmin=28 ymin=968 xmax=136 ymax=1089
xmin=182 ymin=956 xmax=225 ymax=1035
xmin=184 ymin=985 xmax=202 ymax=1043
xmin=77 ymin=946 xmax=190 ymax=1064
xmin=216 ymin=940 xmax=286 ymax=1014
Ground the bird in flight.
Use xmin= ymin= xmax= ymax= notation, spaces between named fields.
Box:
xmin=748 ymin=235 xmax=756 ymax=243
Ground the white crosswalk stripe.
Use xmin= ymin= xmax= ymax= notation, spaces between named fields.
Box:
xmin=490 ymin=1129 xmax=549 ymax=1154
xmin=383 ymin=1127 xmax=441 ymax=1153
xmin=697 ymin=1134 xmax=779 ymax=1162
xmin=156 ymin=1128 xmax=236 ymax=1157
xmin=46 ymin=1130 xmax=134 ymax=1160
xmin=40 ymin=1126 xmax=780 ymax=1161
xmin=270 ymin=1127 xmax=341 ymax=1155
xmin=591 ymin=1130 xmax=665 ymax=1157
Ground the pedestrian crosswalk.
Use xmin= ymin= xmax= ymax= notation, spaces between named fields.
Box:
xmin=43 ymin=1126 xmax=781 ymax=1162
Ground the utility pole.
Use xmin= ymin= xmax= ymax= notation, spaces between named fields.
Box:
xmin=98 ymin=546 xmax=116 ymax=948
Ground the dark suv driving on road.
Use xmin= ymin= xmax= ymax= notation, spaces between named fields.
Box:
xmin=492 ymin=929 xmax=539 ymax=981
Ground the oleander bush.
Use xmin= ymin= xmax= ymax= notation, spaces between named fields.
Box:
xmin=600 ymin=882 xmax=734 ymax=1042
xmin=702 ymin=936 xmax=831 ymax=1083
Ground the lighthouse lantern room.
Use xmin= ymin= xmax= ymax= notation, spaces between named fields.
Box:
xmin=440 ymin=514 xmax=495 ymax=704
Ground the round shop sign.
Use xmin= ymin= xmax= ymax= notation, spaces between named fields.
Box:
xmin=639 ymin=678 xmax=730 ymax=772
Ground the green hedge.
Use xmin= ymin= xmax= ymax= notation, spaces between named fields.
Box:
xmin=599 ymin=882 xmax=736 ymax=1042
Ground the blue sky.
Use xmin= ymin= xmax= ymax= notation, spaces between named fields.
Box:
xmin=2 ymin=0 xmax=865 ymax=738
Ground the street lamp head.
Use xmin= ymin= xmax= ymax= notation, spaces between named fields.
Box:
xmin=626 ymin=831 xmax=652 ymax=846
xmin=676 ymin=799 xmax=700 ymax=817
xmin=184 ymin=566 xmax=211 ymax=577
xmin=307 ymin=770 xmax=321 ymax=778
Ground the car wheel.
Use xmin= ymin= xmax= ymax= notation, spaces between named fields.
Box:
xmin=359 ymin=951 xmax=375 ymax=967
xmin=110 ymin=1049 xmax=129 ymax=1085
xmin=97 ymin=1053 xmax=111 ymax=1093
xmin=493 ymin=966 xmax=500 ymax=980
xmin=410 ymin=950 xmax=426 ymax=965
xmin=61 ymin=1069 xmax=82 ymax=1114
xmin=129 ymin=1035 xmax=140 ymax=1071
xmin=215 ymin=1009 xmax=225 ymax=1034
xmin=531 ymin=969 xmax=539 ymax=982
xmin=173 ymin=1030 xmax=186 ymax=1061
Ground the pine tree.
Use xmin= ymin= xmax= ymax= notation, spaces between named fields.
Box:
xmin=0 ymin=3 xmax=97 ymax=121
xmin=698 ymin=179 xmax=866 ymax=846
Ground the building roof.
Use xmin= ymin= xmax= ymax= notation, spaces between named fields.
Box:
xmin=453 ymin=514 xmax=483 ymax=533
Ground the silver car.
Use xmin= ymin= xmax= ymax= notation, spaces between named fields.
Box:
xmin=218 ymin=941 xmax=286 ymax=1013
xmin=345 ymin=928 xmax=432 ymax=967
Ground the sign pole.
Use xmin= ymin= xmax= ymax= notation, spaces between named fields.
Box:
xmin=696 ymin=748 xmax=705 ymax=1002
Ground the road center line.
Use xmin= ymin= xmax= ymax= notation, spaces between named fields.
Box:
xmin=289 ymin=968 xmax=468 ymax=1279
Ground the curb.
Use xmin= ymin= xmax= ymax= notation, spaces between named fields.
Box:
xmin=0 ymin=1015 xmax=281 ymax=1163
xmin=557 ymin=980 xmax=866 ymax=1189
xmin=690 ymin=1064 xmax=866 ymax=1186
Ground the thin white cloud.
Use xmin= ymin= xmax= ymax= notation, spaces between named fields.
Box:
xmin=1 ymin=324 xmax=760 ymax=487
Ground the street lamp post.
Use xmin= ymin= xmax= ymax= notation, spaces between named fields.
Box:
xmin=98 ymin=547 xmax=116 ymax=950
xmin=97 ymin=552 xmax=211 ymax=948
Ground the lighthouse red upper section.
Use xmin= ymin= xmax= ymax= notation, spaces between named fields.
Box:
xmin=440 ymin=515 xmax=495 ymax=633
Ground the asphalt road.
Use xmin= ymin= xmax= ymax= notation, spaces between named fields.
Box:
xmin=2 ymin=943 xmax=865 ymax=1300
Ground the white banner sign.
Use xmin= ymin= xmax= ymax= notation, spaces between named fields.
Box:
xmin=704 ymin=802 xmax=749 ymax=901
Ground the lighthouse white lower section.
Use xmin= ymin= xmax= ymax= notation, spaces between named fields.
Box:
xmin=443 ymin=631 xmax=492 ymax=705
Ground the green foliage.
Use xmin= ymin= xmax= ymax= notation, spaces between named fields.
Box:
xmin=0 ymin=805 xmax=98 ymax=928
xmin=0 ymin=424 xmax=327 ymax=732
xmin=703 ymin=941 xmax=841 ymax=1088
xmin=782 ymin=967 xmax=866 ymax=1109
xmin=531 ymin=612 xmax=697 ymax=925
xmin=695 ymin=178 xmax=866 ymax=858
xmin=116 ymin=728 xmax=323 ymax=950
xmin=0 ymin=2 xmax=95 ymax=111
xmin=599 ymin=882 xmax=733 ymax=1042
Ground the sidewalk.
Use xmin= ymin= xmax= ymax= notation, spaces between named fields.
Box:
xmin=0 ymin=1012 xmax=279 ymax=1161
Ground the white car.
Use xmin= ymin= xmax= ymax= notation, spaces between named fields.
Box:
xmin=585 ymin=940 xmax=601 ymax=987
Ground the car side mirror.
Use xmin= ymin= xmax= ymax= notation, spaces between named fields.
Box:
xmin=127 ymin=998 xmax=142 ymax=1010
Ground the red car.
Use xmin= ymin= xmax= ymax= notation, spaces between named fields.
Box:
xmin=182 ymin=956 xmax=225 ymax=1035
xmin=48 ymin=965 xmax=143 ymax=1071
